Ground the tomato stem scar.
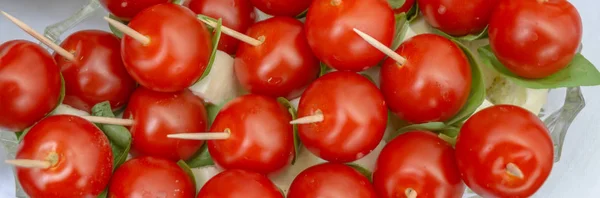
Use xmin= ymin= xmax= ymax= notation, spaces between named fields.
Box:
xmin=46 ymin=152 xmax=59 ymax=167
xmin=331 ymin=0 xmax=341 ymax=6
xmin=4 ymin=159 xmax=51 ymax=169
xmin=506 ymin=162 xmax=524 ymax=179
xmin=290 ymin=109 xmax=324 ymax=124
xmin=80 ymin=116 xmax=135 ymax=126
xmin=103 ymin=16 xmax=151 ymax=46
xmin=166 ymin=130 xmax=231 ymax=140
xmin=352 ymin=28 xmax=407 ymax=65
xmin=197 ymin=17 xmax=263 ymax=46
xmin=405 ymin=188 xmax=417 ymax=198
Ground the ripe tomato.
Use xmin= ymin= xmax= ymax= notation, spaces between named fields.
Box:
xmin=287 ymin=163 xmax=377 ymax=198
xmin=108 ymin=156 xmax=196 ymax=198
xmin=455 ymin=105 xmax=554 ymax=197
xmin=122 ymin=3 xmax=212 ymax=92
xmin=250 ymin=0 xmax=311 ymax=17
xmin=54 ymin=30 xmax=136 ymax=113
xmin=235 ymin=17 xmax=320 ymax=99
xmin=393 ymin=0 xmax=416 ymax=14
xmin=124 ymin=87 xmax=208 ymax=161
xmin=373 ymin=131 xmax=465 ymax=198
xmin=198 ymin=169 xmax=283 ymax=198
xmin=16 ymin=115 xmax=113 ymax=197
xmin=187 ymin=0 xmax=256 ymax=55
xmin=297 ymin=71 xmax=387 ymax=163
xmin=99 ymin=0 xmax=169 ymax=20
xmin=380 ymin=34 xmax=471 ymax=124
xmin=488 ymin=0 xmax=582 ymax=79
xmin=0 ymin=40 xmax=61 ymax=132
xmin=305 ymin=0 xmax=395 ymax=72
xmin=417 ymin=0 xmax=498 ymax=36
xmin=208 ymin=94 xmax=294 ymax=174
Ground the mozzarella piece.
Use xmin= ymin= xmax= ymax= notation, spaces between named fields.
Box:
xmin=189 ymin=50 xmax=240 ymax=105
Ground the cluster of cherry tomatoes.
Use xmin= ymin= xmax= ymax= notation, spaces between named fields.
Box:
xmin=0 ymin=0 xmax=588 ymax=197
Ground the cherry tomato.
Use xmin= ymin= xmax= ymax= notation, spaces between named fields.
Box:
xmin=99 ymin=0 xmax=169 ymax=20
xmin=417 ymin=0 xmax=498 ymax=36
xmin=235 ymin=17 xmax=320 ymax=99
xmin=393 ymin=0 xmax=416 ymax=14
xmin=250 ymin=0 xmax=311 ymax=17
xmin=455 ymin=105 xmax=554 ymax=197
xmin=122 ymin=3 xmax=212 ymax=92
xmin=380 ymin=34 xmax=471 ymax=124
xmin=124 ymin=87 xmax=208 ymax=161
xmin=305 ymin=0 xmax=395 ymax=72
xmin=108 ymin=156 xmax=196 ymax=198
xmin=287 ymin=163 xmax=377 ymax=198
xmin=187 ymin=0 xmax=256 ymax=55
xmin=297 ymin=71 xmax=387 ymax=163
xmin=54 ymin=30 xmax=136 ymax=113
xmin=373 ymin=131 xmax=465 ymax=198
xmin=488 ymin=0 xmax=582 ymax=79
xmin=0 ymin=40 xmax=61 ymax=132
xmin=208 ymin=94 xmax=294 ymax=174
xmin=198 ymin=169 xmax=283 ymax=198
xmin=16 ymin=115 xmax=113 ymax=197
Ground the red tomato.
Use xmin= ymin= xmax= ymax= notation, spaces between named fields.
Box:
xmin=373 ymin=131 xmax=465 ymax=198
xmin=305 ymin=0 xmax=395 ymax=72
xmin=187 ymin=0 xmax=256 ymax=55
xmin=54 ymin=30 xmax=136 ymax=113
xmin=0 ymin=40 xmax=61 ymax=132
xmin=488 ymin=0 xmax=582 ymax=79
xmin=418 ymin=0 xmax=498 ymax=36
xmin=197 ymin=169 xmax=283 ymax=198
xmin=122 ymin=3 xmax=212 ymax=92
xmin=393 ymin=0 xmax=416 ymax=14
xmin=287 ymin=163 xmax=377 ymax=198
xmin=99 ymin=0 xmax=169 ymax=20
xmin=380 ymin=34 xmax=471 ymax=124
xmin=250 ymin=0 xmax=311 ymax=17
xmin=297 ymin=71 xmax=387 ymax=163
xmin=455 ymin=105 xmax=554 ymax=197
xmin=124 ymin=87 xmax=208 ymax=161
xmin=108 ymin=156 xmax=196 ymax=198
xmin=16 ymin=115 xmax=113 ymax=197
xmin=208 ymin=94 xmax=294 ymax=174
xmin=235 ymin=17 xmax=320 ymax=99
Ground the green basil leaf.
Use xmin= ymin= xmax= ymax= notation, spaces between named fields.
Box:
xmin=185 ymin=143 xmax=214 ymax=168
xmin=347 ymin=163 xmax=372 ymax=182
xmin=15 ymin=127 xmax=31 ymax=141
xmin=296 ymin=9 xmax=308 ymax=19
xmin=91 ymin=101 xmax=132 ymax=169
xmin=277 ymin=97 xmax=301 ymax=165
xmin=478 ymin=45 xmax=600 ymax=89
xmin=439 ymin=126 xmax=460 ymax=138
xmin=97 ymin=189 xmax=108 ymax=198
xmin=406 ymin=2 xmax=419 ymax=22
xmin=361 ymin=74 xmax=376 ymax=84
xmin=438 ymin=133 xmax=456 ymax=147
xmin=387 ymin=0 xmax=407 ymax=9
xmin=387 ymin=122 xmax=446 ymax=141
xmin=108 ymin=14 xmax=127 ymax=38
xmin=195 ymin=17 xmax=223 ymax=83
xmin=391 ymin=13 xmax=409 ymax=51
xmin=319 ymin=62 xmax=331 ymax=76
xmin=177 ymin=160 xmax=197 ymax=192
xmin=205 ymin=102 xmax=226 ymax=128
xmin=171 ymin=0 xmax=184 ymax=4
xmin=433 ymin=26 xmax=488 ymax=42
xmin=444 ymin=41 xmax=485 ymax=126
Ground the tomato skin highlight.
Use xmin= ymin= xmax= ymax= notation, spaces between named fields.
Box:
xmin=297 ymin=71 xmax=387 ymax=163
xmin=121 ymin=3 xmax=212 ymax=92
xmin=124 ymin=87 xmax=208 ymax=161
xmin=197 ymin=169 xmax=283 ymax=198
xmin=488 ymin=0 xmax=582 ymax=79
xmin=208 ymin=94 xmax=294 ymax=174
xmin=287 ymin=163 xmax=377 ymax=198
xmin=99 ymin=0 xmax=169 ymax=20
xmin=187 ymin=0 xmax=256 ymax=55
xmin=234 ymin=16 xmax=320 ymax=99
xmin=373 ymin=131 xmax=465 ymax=198
xmin=418 ymin=0 xmax=498 ymax=36
xmin=380 ymin=34 xmax=471 ymax=124
xmin=305 ymin=0 xmax=395 ymax=72
xmin=54 ymin=30 xmax=136 ymax=113
xmin=16 ymin=115 xmax=113 ymax=197
xmin=108 ymin=156 xmax=196 ymax=198
xmin=0 ymin=40 xmax=62 ymax=132
xmin=455 ymin=105 xmax=554 ymax=197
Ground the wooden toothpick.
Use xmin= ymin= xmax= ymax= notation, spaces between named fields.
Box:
xmin=80 ymin=116 xmax=135 ymax=126
xmin=197 ymin=17 xmax=263 ymax=46
xmin=5 ymin=159 xmax=51 ymax=169
xmin=167 ymin=131 xmax=231 ymax=140
xmin=0 ymin=11 xmax=75 ymax=61
xmin=104 ymin=16 xmax=150 ymax=45
xmin=353 ymin=28 xmax=407 ymax=65
xmin=290 ymin=110 xmax=324 ymax=124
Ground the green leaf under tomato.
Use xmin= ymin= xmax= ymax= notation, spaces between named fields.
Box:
xmin=319 ymin=62 xmax=330 ymax=77
xmin=185 ymin=143 xmax=214 ymax=168
xmin=277 ymin=97 xmax=301 ymax=165
xmin=205 ymin=101 xmax=227 ymax=128
xmin=438 ymin=133 xmax=456 ymax=147
xmin=391 ymin=13 xmax=410 ymax=51
xmin=97 ymin=189 xmax=108 ymax=198
xmin=177 ymin=160 xmax=197 ymax=192
xmin=197 ymin=17 xmax=223 ymax=82
xmin=406 ymin=2 xmax=419 ymax=22
xmin=346 ymin=163 xmax=372 ymax=182
xmin=433 ymin=26 xmax=489 ymax=42
xmin=387 ymin=122 xmax=446 ymax=141
xmin=171 ymin=0 xmax=184 ymax=5
xmin=478 ymin=45 xmax=600 ymax=89
xmin=296 ymin=9 xmax=308 ymax=19
xmin=387 ymin=0 xmax=406 ymax=9
xmin=108 ymin=14 xmax=127 ymax=38
xmin=91 ymin=101 xmax=132 ymax=170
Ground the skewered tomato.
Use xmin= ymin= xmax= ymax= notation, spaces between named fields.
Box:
xmin=380 ymin=34 xmax=471 ymax=124
xmin=99 ymin=0 xmax=169 ymax=20
xmin=250 ymin=0 xmax=311 ymax=17
xmin=0 ymin=40 xmax=62 ymax=132
xmin=455 ymin=105 xmax=554 ymax=197
xmin=418 ymin=0 xmax=498 ymax=36
xmin=15 ymin=115 xmax=113 ymax=197
xmin=287 ymin=163 xmax=377 ymax=198
xmin=54 ymin=30 xmax=136 ymax=113
xmin=198 ymin=169 xmax=283 ymax=198
xmin=124 ymin=87 xmax=208 ymax=161
xmin=208 ymin=94 xmax=294 ymax=174
xmin=235 ymin=16 xmax=319 ymax=99
xmin=297 ymin=71 xmax=387 ymax=163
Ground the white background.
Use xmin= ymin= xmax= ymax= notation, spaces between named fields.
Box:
xmin=0 ymin=0 xmax=599 ymax=197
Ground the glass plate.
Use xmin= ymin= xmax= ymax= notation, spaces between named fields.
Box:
xmin=0 ymin=0 xmax=586 ymax=197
